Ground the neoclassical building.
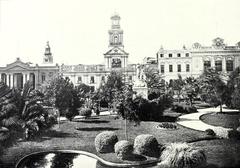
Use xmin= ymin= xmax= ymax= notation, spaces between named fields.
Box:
xmin=0 ymin=42 xmax=59 ymax=89
xmin=156 ymin=38 xmax=240 ymax=81
xmin=61 ymin=14 xmax=137 ymax=91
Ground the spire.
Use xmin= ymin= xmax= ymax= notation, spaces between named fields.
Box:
xmin=43 ymin=41 xmax=53 ymax=64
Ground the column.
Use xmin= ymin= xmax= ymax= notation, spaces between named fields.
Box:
xmin=6 ymin=74 xmax=9 ymax=87
xmin=0 ymin=73 xmax=2 ymax=82
xmin=23 ymin=73 xmax=26 ymax=86
xmin=10 ymin=74 xmax=13 ymax=88
xmin=26 ymin=73 xmax=30 ymax=82
xmin=222 ymin=57 xmax=226 ymax=72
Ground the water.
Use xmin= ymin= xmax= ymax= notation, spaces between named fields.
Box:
xmin=16 ymin=151 xmax=159 ymax=168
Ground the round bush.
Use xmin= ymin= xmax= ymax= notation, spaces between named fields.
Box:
xmin=79 ymin=108 xmax=92 ymax=118
xmin=228 ymin=129 xmax=240 ymax=140
xmin=114 ymin=140 xmax=133 ymax=160
xmin=159 ymin=143 xmax=207 ymax=168
xmin=95 ymin=131 xmax=118 ymax=153
xmin=134 ymin=134 xmax=160 ymax=157
xmin=205 ymin=129 xmax=216 ymax=136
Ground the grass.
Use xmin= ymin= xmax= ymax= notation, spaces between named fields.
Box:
xmin=200 ymin=112 xmax=240 ymax=129
xmin=0 ymin=115 xmax=240 ymax=168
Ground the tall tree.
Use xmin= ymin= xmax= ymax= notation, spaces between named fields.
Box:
xmin=198 ymin=68 xmax=228 ymax=113
xmin=171 ymin=74 xmax=185 ymax=103
xmin=144 ymin=66 xmax=165 ymax=100
xmin=183 ymin=77 xmax=199 ymax=106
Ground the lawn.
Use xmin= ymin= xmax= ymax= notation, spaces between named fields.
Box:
xmin=0 ymin=115 xmax=239 ymax=168
xmin=200 ymin=112 xmax=240 ymax=129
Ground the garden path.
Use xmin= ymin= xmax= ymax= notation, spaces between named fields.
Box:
xmin=177 ymin=106 xmax=238 ymax=138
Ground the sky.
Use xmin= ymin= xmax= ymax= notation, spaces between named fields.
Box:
xmin=0 ymin=0 xmax=240 ymax=66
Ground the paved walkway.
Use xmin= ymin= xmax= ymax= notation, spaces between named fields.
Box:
xmin=177 ymin=106 xmax=239 ymax=138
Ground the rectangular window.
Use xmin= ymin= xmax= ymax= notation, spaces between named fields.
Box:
xmin=226 ymin=60 xmax=234 ymax=72
xmin=42 ymin=73 xmax=46 ymax=82
xmin=186 ymin=53 xmax=189 ymax=57
xmin=177 ymin=53 xmax=181 ymax=57
xmin=215 ymin=60 xmax=222 ymax=71
xmin=90 ymin=76 xmax=95 ymax=83
xmin=78 ymin=76 xmax=82 ymax=83
xmin=177 ymin=64 xmax=181 ymax=72
xmin=169 ymin=53 xmax=172 ymax=57
xmin=204 ymin=61 xmax=211 ymax=70
xmin=129 ymin=76 xmax=132 ymax=81
xmin=160 ymin=54 xmax=164 ymax=57
xmin=186 ymin=64 xmax=190 ymax=72
xmin=169 ymin=65 xmax=173 ymax=72
xmin=161 ymin=65 xmax=164 ymax=73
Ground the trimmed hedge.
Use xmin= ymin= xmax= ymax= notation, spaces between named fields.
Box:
xmin=205 ymin=129 xmax=216 ymax=136
xmin=171 ymin=103 xmax=197 ymax=114
xmin=159 ymin=143 xmax=207 ymax=168
xmin=228 ymin=129 xmax=240 ymax=140
xmin=95 ymin=131 xmax=118 ymax=153
xmin=114 ymin=140 xmax=133 ymax=160
xmin=79 ymin=108 xmax=92 ymax=118
xmin=134 ymin=134 xmax=160 ymax=157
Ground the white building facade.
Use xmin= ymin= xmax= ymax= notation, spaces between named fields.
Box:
xmin=156 ymin=38 xmax=240 ymax=81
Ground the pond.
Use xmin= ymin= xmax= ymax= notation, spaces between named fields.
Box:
xmin=16 ymin=150 xmax=159 ymax=168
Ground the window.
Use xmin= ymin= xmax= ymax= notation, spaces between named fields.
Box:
xmin=186 ymin=53 xmax=189 ymax=57
xmin=215 ymin=60 xmax=222 ymax=71
xmin=177 ymin=64 xmax=181 ymax=72
xmin=226 ymin=60 xmax=234 ymax=72
xmin=90 ymin=76 xmax=95 ymax=83
xmin=42 ymin=73 xmax=46 ymax=82
xmin=77 ymin=76 xmax=82 ymax=83
xmin=169 ymin=53 xmax=172 ymax=57
xmin=186 ymin=64 xmax=190 ymax=72
xmin=129 ymin=76 xmax=132 ymax=81
xmin=169 ymin=65 xmax=173 ymax=72
xmin=161 ymin=65 xmax=164 ymax=73
xmin=204 ymin=61 xmax=211 ymax=70
xmin=160 ymin=54 xmax=164 ymax=57
xmin=177 ymin=53 xmax=181 ymax=57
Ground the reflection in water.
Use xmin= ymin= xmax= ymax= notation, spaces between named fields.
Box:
xmin=16 ymin=151 xmax=159 ymax=168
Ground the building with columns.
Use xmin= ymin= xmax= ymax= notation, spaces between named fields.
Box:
xmin=0 ymin=42 xmax=59 ymax=90
xmin=156 ymin=38 xmax=240 ymax=81
xmin=61 ymin=13 xmax=136 ymax=91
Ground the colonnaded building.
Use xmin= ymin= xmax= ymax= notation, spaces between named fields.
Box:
xmin=60 ymin=14 xmax=137 ymax=91
xmin=0 ymin=42 xmax=59 ymax=90
xmin=154 ymin=37 xmax=240 ymax=82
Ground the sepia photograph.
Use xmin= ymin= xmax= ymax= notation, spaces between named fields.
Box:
xmin=0 ymin=0 xmax=240 ymax=167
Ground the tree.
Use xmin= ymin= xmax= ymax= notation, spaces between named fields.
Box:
xmin=182 ymin=77 xmax=199 ymax=106
xmin=0 ymin=82 xmax=54 ymax=139
xmin=198 ymin=68 xmax=228 ymax=113
xmin=143 ymin=66 xmax=165 ymax=100
xmin=115 ymin=85 xmax=140 ymax=140
xmin=44 ymin=77 xmax=80 ymax=120
xmin=171 ymin=74 xmax=185 ymax=103
xmin=226 ymin=67 xmax=240 ymax=110
xmin=97 ymin=71 xmax=124 ymax=109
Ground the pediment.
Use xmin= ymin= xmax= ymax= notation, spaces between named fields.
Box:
xmin=5 ymin=58 xmax=31 ymax=71
xmin=104 ymin=47 xmax=129 ymax=56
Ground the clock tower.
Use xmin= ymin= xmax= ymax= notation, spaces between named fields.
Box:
xmin=104 ymin=13 xmax=129 ymax=69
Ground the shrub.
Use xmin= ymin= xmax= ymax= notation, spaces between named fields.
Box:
xmin=205 ymin=129 xmax=216 ymax=136
xmin=171 ymin=103 xmax=197 ymax=114
xmin=159 ymin=143 xmax=207 ymax=168
xmin=79 ymin=108 xmax=92 ymax=118
xmin=157 ymin=122 xmax=177 ymax=129
xmin=134 ymin=134 xmax=160 ymax=157
xmin=114 ymin=140 xmax=133 ymax=160
xmin=237 ymin=126 xmax=240 ymax=132
xmin=228 ymin=129 xmax=240 ymax=140
xmin=95 ymin=131 xmax=118 ymax=153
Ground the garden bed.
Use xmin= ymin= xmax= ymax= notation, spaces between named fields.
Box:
xmin=200 ymin=112 xmax=240 ymax=129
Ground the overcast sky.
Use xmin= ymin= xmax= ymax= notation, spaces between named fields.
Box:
xmin=0 ymin=0 xmax=240 ymax=66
